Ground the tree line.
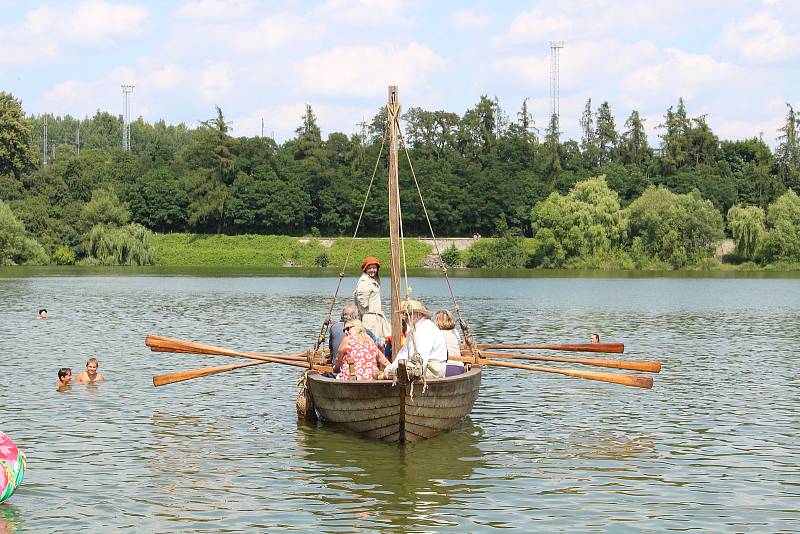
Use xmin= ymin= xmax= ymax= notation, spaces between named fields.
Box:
xmin=0 ymin=90 xmax=799 ymax=267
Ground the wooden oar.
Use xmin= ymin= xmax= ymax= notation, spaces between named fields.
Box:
xmin=473 ymin=342 xmax=625 ymax=354
xmin=146 ymin=334 xmax=324 ymax=363
xmin=153 ymin=360 xmax=267 ymax=387
xmin=451 ymin=355 xmax=653 ymax=389
xmin=464 ymin=349 xmax=661 ymax=373
xmin=145 ymin=335 xmax=330 ymax=371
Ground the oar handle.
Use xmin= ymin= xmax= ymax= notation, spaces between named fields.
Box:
xmin=474 ymin=343 xmax=625 ymax=354
xmin=467 ymin=349 xmax=661 ymax=373
xmin=452 ymin=356 xmax=653 ymax=389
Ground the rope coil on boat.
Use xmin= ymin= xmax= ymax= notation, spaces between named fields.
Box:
xmin=295 ymin=371 xmax=317 ymax=421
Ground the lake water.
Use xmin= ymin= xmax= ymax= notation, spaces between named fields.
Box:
xmin=1 ymin=269 xmax=799 ymax=532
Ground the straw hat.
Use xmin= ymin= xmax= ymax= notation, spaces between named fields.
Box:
xmin=361 ymin=256 xmax=381 ymax=271
xmin=398 ymin=299 xmax=429 ymax=316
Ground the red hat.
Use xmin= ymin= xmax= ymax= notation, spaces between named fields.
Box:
xmin=361 ymin=256 xmax=381 ymax=271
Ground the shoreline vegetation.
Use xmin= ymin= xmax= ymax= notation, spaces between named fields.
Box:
xmin=147 ymin=233 xmax=800 ymax=271
xmin=2 ymin=91 xmax=800 ymax=270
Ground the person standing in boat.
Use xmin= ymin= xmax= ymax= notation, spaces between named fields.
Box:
xmin=385 ymin=300 xmax=448 ymax=379
xmin=354 ymin=256 xmax=390 ymax=340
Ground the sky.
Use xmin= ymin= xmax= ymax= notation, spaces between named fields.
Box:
xmin=1 ymin=0 xmax=798 ymax=146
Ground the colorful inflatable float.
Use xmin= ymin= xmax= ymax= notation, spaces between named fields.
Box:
xmin=0 ymin=431 xmax=25 ymax=503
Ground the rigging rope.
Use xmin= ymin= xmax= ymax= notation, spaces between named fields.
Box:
xmin=398 ymin=130 xmax=477 ymax=356
xmin=313 ymin=130 xmax=388 ymax=353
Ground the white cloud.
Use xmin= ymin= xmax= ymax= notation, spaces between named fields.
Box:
xmin=26 ymin=1 xmax=149 ymax=47
xmin=449 ymin=7 xmax=494 ymax=31
xmin=176 ymin=0 xmax=253 ymax=20
xmin=311 ymin=0 xmax=415 ymax=28
xmin=493 ymin=0 xmax=726 ymax=45
xmin=146 ymin=64 xmax=186 ymax=90
xmin=621 ymin=49 xmax=744 ymax=102
xmin=718 ymin=12 xmax=800 ymax=64
xmin=198 ymin=61 xmax=234 ymax=102
xmin=297 ymin=42 xmax=448 ymax=98
xmin=488 ymin=40 xmax=660 ymax=93
xmin=0 ymin=1 xmax=148 ymax=65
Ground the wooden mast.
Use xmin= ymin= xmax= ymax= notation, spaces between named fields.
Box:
xmin=387 ymin=85 xmax=403 ymax=361
xmin=387 ymin=85 xmax=407 ymax=442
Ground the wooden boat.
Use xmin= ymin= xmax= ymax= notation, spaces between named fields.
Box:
xmin=306 ymin=86 xmax=482 ymax=442
xmin=307 ymin=365 xmax=481 ymax=443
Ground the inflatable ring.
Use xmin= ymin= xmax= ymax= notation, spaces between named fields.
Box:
xmin=0 ymin=431 xmax=25 ymax=503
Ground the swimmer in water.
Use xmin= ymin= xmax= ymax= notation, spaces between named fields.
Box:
xmin=56 ymin=367 xmax=73 ymax=389
xmin=74 ymin=357 xmax=105 ymax=383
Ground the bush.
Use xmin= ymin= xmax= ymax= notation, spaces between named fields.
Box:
xmin=314 ymin=251 xmax=330 ymax=267
xmin=440 ymin=244 xmax=461 ymax=267
xmin=53 ymin=245 xmax=76 ymax=265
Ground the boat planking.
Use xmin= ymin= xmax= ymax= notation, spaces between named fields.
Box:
xmin=307 ymin=366 xmax=482 ymax=443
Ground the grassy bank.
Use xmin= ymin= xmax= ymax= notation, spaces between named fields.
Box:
xmin=152 ymin=234 xmax=433 ymax=268
xmin=151 ymin=233 xmax=800 ymax=271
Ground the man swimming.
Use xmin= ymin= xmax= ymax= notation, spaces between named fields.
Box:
xmin=74 ymin=357 xmax=105 ymax=383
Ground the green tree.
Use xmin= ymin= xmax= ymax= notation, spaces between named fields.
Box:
xmin=626 ymin=186 xmax=724 ymax=268
xmin=759 ymin=190 xmax=800 ymax=264
xmin=81 ymin=188 xmax=130 ymax=227
xmin=181 ymin=107 xmax=235 ymax=233
xmin=619 ymin=110 xmax=650 ymax=166
xmin=0 ymin=199 xmax=48 ymax=265
xmin=775 ymin=103 xmax=800 ymax=192
xmin=727 ymin=205 xmax=765 ymax=260
xmin=580 ymin=98 xmax=600 ymax=167
xmin=81 ymin=222 xmax=155 ymax=265
xmin=542 ymin=113 xmax=562 ymax=184
xmin=0 ymin=92 xmax=33 ymax=178
xmin=530 ymin=176 xmax=628 ymax=266
xmin=595 ymin=101 xmax=618 ymax=164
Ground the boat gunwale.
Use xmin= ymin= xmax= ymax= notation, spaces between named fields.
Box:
xmin=306 ymin=365 xmax=482 ymax=387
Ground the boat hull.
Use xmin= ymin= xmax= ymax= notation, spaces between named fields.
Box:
xmin=307 ymin=366 xmax=482 ymax=443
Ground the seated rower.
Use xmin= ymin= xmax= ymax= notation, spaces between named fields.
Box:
xmin=385 ymin=300 xmax=448 ymax=379
xmin=74 ymin=357 xmax=105 ymax=383
xmin=334 ymin=320 xmax=390 ymax=381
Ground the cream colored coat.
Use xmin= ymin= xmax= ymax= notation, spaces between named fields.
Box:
xmin=354 ymin=272 xmax=390 ymax=338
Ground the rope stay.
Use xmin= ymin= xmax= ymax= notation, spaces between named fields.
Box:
xmin=397 ymin=129 xmax=477 ymax=355
xmin=313 ymin=129 xmax=388 ymax=353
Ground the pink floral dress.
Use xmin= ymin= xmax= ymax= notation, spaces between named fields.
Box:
xmin=336 ymin=337 xmax=381 ymax=381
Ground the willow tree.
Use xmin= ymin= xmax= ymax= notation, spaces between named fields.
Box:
xmin=727 ymin=205 xmax=765 ymax=260
xmin=82 ymin=222 xmax=155 ymax=265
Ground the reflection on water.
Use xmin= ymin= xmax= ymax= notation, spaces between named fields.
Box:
xmin=295 ymin=420 xmax=486 ymax=531
xmin=1 ymin=273 xmax=799 ymax=531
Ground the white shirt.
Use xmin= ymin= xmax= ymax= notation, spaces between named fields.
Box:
xmin=385 ymin=317 xmax=448 ymax=375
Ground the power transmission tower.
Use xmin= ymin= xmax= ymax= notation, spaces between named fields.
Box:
xmin=76 ymin=125 xmax=81 ymax=156
xmin=549 ymin=40 xmax=565 ymax=119
xmin=261 ymin=117 xmax=265 ymax=138
xmin=121 ymin=84 xmax=134 ymax=151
